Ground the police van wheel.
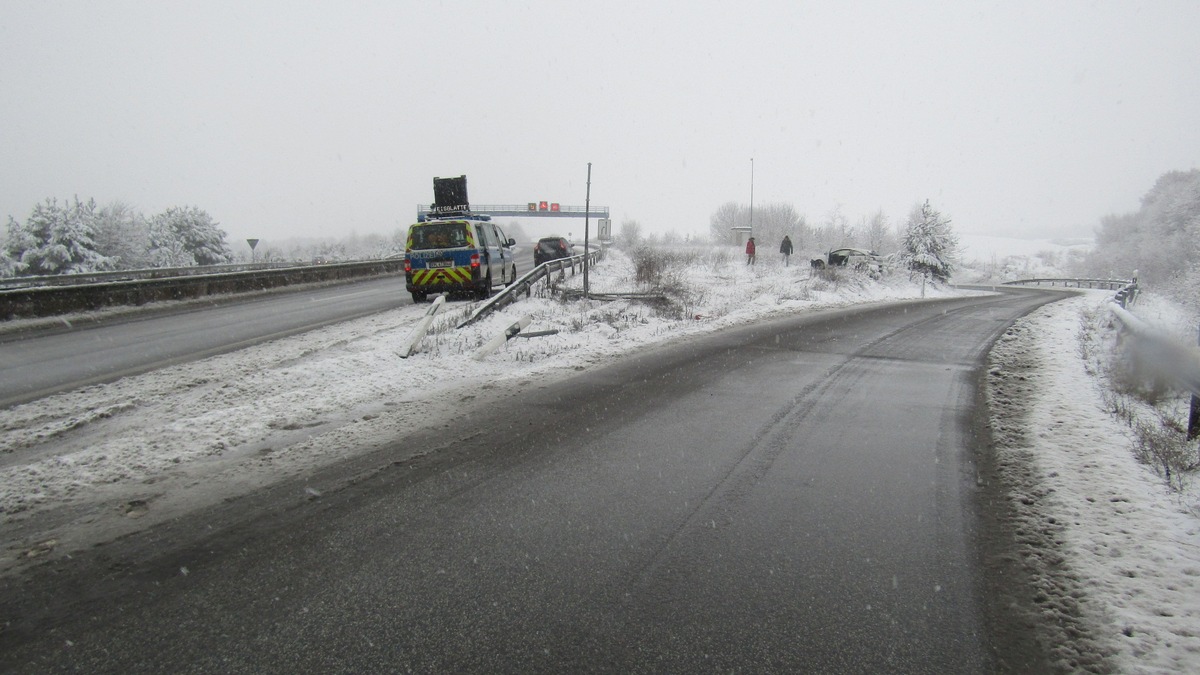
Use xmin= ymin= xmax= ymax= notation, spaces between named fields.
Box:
xmin=476 ymin=277 xmax=492 ymax=300
xmin=411 ymin=292 xmax=427 ymax=303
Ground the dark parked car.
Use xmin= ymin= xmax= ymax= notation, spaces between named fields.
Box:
xmin=534 ymin=236 xmax=574 ymax=266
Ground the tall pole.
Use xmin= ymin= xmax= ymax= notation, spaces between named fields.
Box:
xmin=750 ymin=157 xmax=755 ymax=236
xmin=583 ymin=162 xmax=592 ymax=298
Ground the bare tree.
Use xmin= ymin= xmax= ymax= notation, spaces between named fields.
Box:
xmin=863 ymin=209 xmax=895 ymax=254
xmin=619 ymin=219 xmax=643 ymax=248
xmin=709 ymin=202 xmax=744 ymax=244
xmin=710 ymin=201 xmax=807 ymax=251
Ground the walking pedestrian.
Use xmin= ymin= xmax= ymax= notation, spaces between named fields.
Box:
xmin=780 ymin=235 xmax=793 ymax=266
xmin=745 ymin=237 xmax=756 ymax=265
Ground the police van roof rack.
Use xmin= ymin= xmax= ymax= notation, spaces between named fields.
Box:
xmin=418 ymin=207 xmax=490 ymax=223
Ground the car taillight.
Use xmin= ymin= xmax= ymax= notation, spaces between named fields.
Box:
xmin=559 ymin=242 xmax=567 ymax=251
xmin=470 ymin=253 xmax=481 ymax=268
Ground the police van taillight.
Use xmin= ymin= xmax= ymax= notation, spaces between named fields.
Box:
xmin=404 ymin=258 xmax=411 ymax=272
xmin=470 ymin=254 xmax=481 ymax=268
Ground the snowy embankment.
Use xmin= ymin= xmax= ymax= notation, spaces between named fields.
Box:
xmin=987 ymin=292 xmax=1200 ymax=674
xmin=1 ymin=248 xmax=1198 ymax=671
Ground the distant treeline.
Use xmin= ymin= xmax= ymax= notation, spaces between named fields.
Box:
xmin=1 ymin=198 xmax=408 ymax=277
xmin=1079 ymin=169 xmax=1200 ymax=312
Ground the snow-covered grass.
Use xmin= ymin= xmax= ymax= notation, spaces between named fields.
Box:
xmin=1 ymin=244 xmax=1198 ymax=670
xmin=987 ymin=291 xmax=1200 ymax=673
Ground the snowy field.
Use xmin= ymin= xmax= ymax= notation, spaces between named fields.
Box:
xmin=958 ymin=233 xmax=1093 ymax=283
xmin=2 ymin=246 xmax=1198 ymax=671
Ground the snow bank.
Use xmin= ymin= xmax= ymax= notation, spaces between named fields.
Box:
xmin=987 ymin=292 xmax=1200 ymax=673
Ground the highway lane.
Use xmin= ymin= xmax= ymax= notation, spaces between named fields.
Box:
xmin=0 ymin=241 xmax=539 ymax=408
xmin=0 ymin=277 xmax=413 ymax=407
xmin=0 ymin=289 xmax=1060 ymax=672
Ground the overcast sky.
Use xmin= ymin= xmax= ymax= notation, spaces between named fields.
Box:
xmin=2 ymin=0 xmax=1198 ymax=249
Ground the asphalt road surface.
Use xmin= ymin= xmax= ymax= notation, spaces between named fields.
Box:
xmin=0 ymin=289 xmax=1060 ymax=673
xmin=0 ymin=277 xmax=409 ymax=408
xmin=0 ymin=249 xmax=540 ymax=409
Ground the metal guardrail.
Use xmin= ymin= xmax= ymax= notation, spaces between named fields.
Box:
xmin=1107 ymin=293 xmax=1200 ymax=439
xmin=0 ymin=259 xmax=404 ymax=321
xmin=1003 ymin=277 xmax=1131 ymax=290
xmin=0 ymin=260 xmax=332 ymax=291
xmin=456 ymin=248 xmax=603 ymax=328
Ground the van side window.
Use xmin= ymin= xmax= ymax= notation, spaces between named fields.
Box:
xmin=475 ymin=224 xmax=492 ymax=248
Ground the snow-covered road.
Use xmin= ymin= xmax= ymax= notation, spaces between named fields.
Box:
xmin=1 ymin=247 xmax=1197 ymax=672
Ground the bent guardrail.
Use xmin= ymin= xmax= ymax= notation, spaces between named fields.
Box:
xmin=456 ymin=248 xmax=602 ymax=329
xmin=0 ymin=259 xmax=404 ymax=321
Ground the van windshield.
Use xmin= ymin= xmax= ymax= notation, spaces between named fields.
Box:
xmin=410 ymin=222 xmax=468 ymax=250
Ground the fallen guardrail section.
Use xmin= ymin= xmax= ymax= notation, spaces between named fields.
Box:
xmin=0 ymin=259 xmax=404 ymax=320
xmin=456 ymin=248 xmax=602 ymax=329
xmin=397 ymin=295 xmax=446 ymax=358
xmin=1109 ymin=301 xmax=1200 ymax=440
xmin=473 ymin=315 xmax=532 ymax=360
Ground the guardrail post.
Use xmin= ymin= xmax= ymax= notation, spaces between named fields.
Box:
xmin=1190 ymin=320 xmax=1200 ymax=441
xmin=397 ymin=295 xmax=445 ymax=358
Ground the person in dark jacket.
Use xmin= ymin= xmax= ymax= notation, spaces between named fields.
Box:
xmin=780 ymin=236 xmax=794 ymax=266
xmin=745 ymin=237 xmax=756 ymax=265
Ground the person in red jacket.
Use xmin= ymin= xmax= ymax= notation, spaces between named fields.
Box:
xmin=745 ymin=237 xmax=756 ymax=265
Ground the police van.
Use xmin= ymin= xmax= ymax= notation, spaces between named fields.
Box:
xmin=404 ymin=215 xmax=517 ymax=303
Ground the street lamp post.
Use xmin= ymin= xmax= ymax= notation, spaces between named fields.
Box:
xmin=583 ymin=162 xmax=592 ymax=297
xmin=750 ymin=158 xmax=755 ymax=236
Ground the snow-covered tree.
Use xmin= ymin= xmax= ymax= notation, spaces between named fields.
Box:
xmin=93 ymin=201 xmax=152 ymax=269
xmin=4 ymin=197 xmax=116 ymax=275
xmin=1086 ymin=169 xmax=1200 ymax=286
xmin=1081 ymin=169 xmax=1200 ymax=309
xmin=0 ymin=248 xmax=16 ymax=278
xmin=900 ymin=200 xmax=958 ymax=282
xmin=148 ymin=206 xmax=231 ymax=267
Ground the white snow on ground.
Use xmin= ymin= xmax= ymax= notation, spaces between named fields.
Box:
xmin=957 ymin=233 xmax=1093 ymax=283
xmin=1 ymin=247 xmax=1198 ymax=670
xmin=958 ymin=233 xmax=1091 ymax=261
xmin=987 ymin=291 xmax=1200 ymax=674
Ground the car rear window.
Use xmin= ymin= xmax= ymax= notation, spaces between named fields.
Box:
xmin=411 ymin=222 xmax=468 ymax=250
